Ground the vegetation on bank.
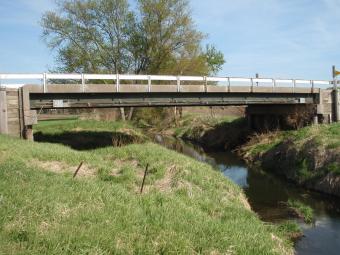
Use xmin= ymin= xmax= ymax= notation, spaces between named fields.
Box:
xmin=242 ymin=123 xmax=340 ymax=158
xmin=34 ymin=119 xmax=148 ymax=150
xmin=0 ymin=120 xmax=294 ymax=254
xmin=173 ymin=113 xmax=238 ymax=137
xmin=239 ymin=123 xmax=340 ymax=196
xmin=276 ymin=221 xmax=303 ymax=241
xmin=287 ymin=200 xmax=314 ymax=224
xmin=170 ymin=114 xmax=249 ymax=150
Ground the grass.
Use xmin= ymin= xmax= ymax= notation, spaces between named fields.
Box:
xmin=287 ymin=199 xmax=314 ymax=224
xmin=276 ymin=221 xmax=302 ymax=241
xmin=241 ymin=123 xmax=340 ymax=178
xmin=34 ymin=119 xmax=148 ymax=150
xmin=0 ymin=119 xmax=294 ymax=254
xmin=34 ymin=119 xmax=137 ymax=134
xmin=173 ymin=113 xmax=239 ymax=138
xmin=243 ymin=123 xmax=340 ymax=155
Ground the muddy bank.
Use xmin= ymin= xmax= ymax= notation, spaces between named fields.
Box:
xmin=239 ymin=127 xmax=340 ymax=197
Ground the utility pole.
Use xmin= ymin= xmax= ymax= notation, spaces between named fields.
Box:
xmin=332 ymin=65 xmax=339 ymax=122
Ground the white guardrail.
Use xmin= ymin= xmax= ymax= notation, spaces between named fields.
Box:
xmin=0 ymin=73 xmax=332 ymax=93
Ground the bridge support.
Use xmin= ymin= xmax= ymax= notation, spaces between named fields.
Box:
xmin=0 ymin=87 xmax=8 ymax=134
xmin=0 ymin=87 xmax=37 ymax=140
xmin=334 ymin=88 xmax=340 ymax=122
xmin=246 ymin=105 xmax=317 ymax=131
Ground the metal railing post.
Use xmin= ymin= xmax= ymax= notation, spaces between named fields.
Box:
xmin=116 ymin=74 xmax=120 ymax=93
xmin=227 ymin=77 xmax=231 ymax=92
xmin=177 ymin=76 xmax=181 ymax=92
xmin=148 ymin=75 xmax=151 ymax=92
xmin=43 ymin=73 xmax=47 ymax=93
xmin=250 ymin=78 xmax=254 ymax=92
xmin=204 ymin=76 xmax=207 ymax=93
xmin=311 ymin=80 xmax=314 ymax=93
xmin=81 ymin=74 xmax=85 ymax=93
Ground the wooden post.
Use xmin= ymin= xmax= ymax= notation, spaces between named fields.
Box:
xmin=73 ymin=162 xmax=84 ymax=178
xmin=0 ymin=87 xmax=8 ymax=134
xmin=24 ymin=125 xmax=34 ymax=141
xmin=332 ymin=66 xmax=339 ymax=122
xmin=140 ymin=164 xmax=149 ymax=194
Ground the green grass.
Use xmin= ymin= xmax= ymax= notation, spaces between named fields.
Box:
xmin=276 ymin=221 xmax=302 ymax=241
xmin=34 ymin=119 xmax=136 ymax=134
xmin=244 ymin=123 xmax=340 ymax=155
xmin=172 ymin=113 xmax=239 ymax=138
xmin=34 ymin=119 xmax=148 ymax=150
xmin=327 ymin=163 xmax=340 ymax=175
xmin=0 ymin=120 xmax=293 ymax=254
xmin=241 ymin=123 xmax=340 ymax=178
xmin=287 ymin=199 xmax=314 ymax=224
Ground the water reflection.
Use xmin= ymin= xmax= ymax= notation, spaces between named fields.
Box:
xmin=153 ymin=135 xmax=340 ymax=255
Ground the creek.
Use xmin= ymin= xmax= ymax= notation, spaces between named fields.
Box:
xmin=154 ymin=135 xmax=340 ymax=255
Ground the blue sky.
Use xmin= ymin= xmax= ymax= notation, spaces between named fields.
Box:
xmin=1 ymin=0 xmax=340 ymax=80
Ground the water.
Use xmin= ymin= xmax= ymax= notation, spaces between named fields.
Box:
xmin=154 ymin=135 xmax=340 ymax=255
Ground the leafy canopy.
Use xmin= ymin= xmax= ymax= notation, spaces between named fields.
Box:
xmin=42 ymin=0 xmax=225 ymax=75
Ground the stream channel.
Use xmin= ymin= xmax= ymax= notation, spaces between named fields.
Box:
xmin=154 ymin=135 xmax=340 ymax=255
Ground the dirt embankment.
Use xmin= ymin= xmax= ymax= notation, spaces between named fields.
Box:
xmin=239 ymin=127 xmax=340 ymax=197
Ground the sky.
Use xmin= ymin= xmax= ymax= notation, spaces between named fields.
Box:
xmin=1 ymin=0 xmax=340 ymax=80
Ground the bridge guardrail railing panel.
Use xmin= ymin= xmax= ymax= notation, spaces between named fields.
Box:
xmin=0 ymin=73 xmax=332 ymax=93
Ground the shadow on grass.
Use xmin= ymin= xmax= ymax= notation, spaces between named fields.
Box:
xmin=34 ymin=131 xmax=121 ymax=150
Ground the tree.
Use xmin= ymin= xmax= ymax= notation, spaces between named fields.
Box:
xmin=42 ymin=0 xmax=224 ymax=75
xmin=42 ymin=0 xmax=134 ymax=73
xmin=41 ymin=0 xmax=225 ymax=122
xmin=204 ymin=44 xmax=225 ymax=75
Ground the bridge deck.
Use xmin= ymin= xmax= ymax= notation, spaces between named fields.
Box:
xmin=24 ymin=84 xmax=320 ymax=109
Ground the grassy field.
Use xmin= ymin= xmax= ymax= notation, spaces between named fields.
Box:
xmin=0 ymin=119 xmax=293 ymax=254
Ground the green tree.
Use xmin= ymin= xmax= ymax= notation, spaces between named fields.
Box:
xmin=41 ymin=0 xmax=225 ymax=123
xmin=42 ymin=0 xmax=134 ymax=73
xmin=42 ymin=0 xmax=224 ymax=75
xmin=204 ymin=44 xmax=225 ymax=75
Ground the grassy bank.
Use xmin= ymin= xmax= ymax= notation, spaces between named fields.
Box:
xmin=0 ymin=120 xmax=293 ymax=254
xmin=287 ymin=200 xmax=314 ymax=224
xmin=168 ymin=114 xmax=249 ymax=150
xmin=240 ymin=123 xmax=340 ymax=196
xmin=34 ymin=119 xmax=147 ymax=150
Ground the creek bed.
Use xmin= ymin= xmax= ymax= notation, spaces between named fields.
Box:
xmin=154 ymin=135 xmax=340 ymax=255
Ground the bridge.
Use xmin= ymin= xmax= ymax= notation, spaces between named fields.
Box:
xmin=0 ymin=73 xmax=339 ymax=140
